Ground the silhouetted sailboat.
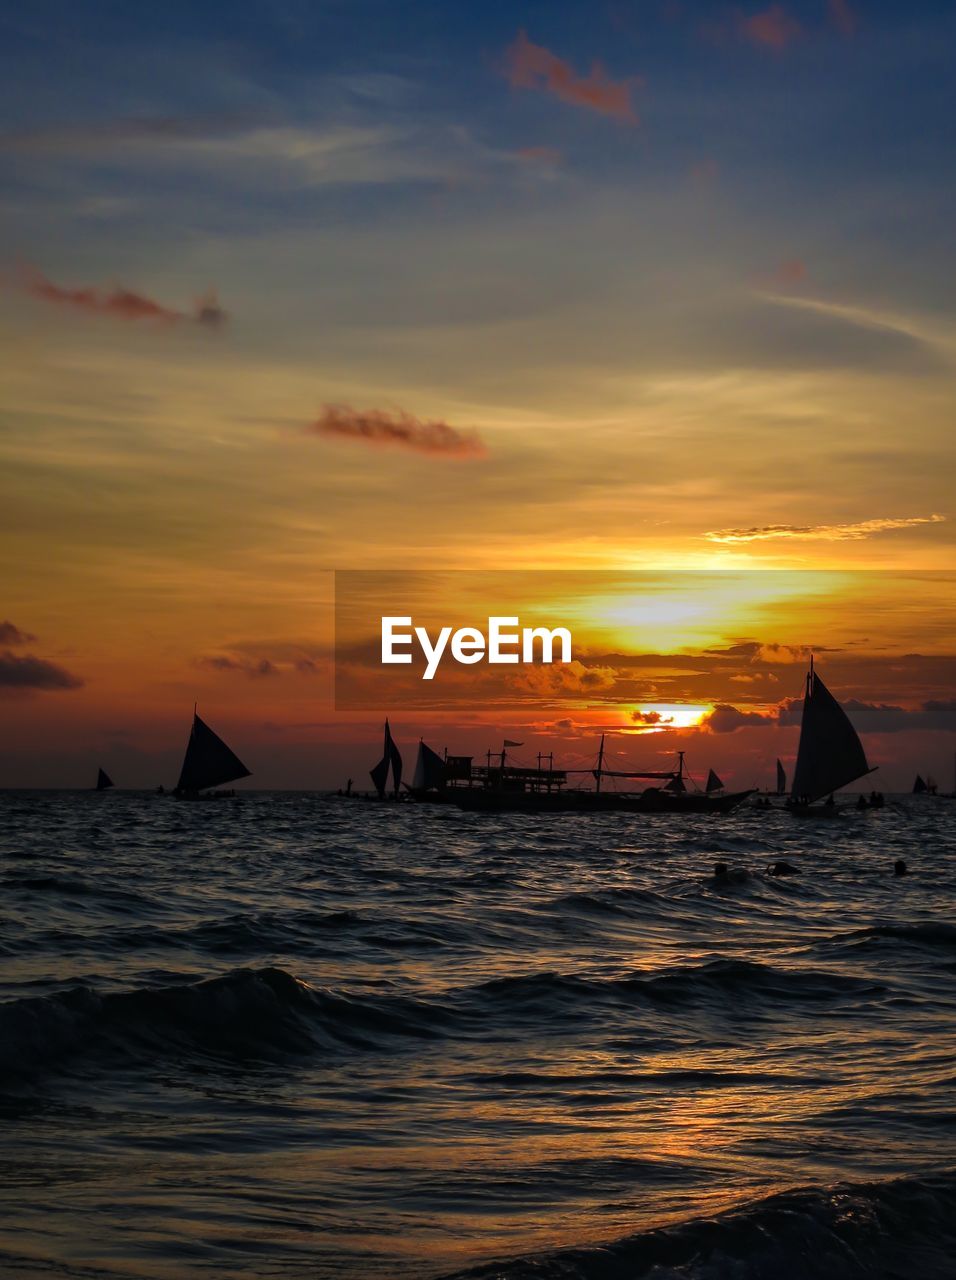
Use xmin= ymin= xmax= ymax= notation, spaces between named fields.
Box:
xmin=776 ymin=759 xmax=786 ymax=795
xmin=913 ymin=774 xmax=927 ymax=794
xmin=788 ymin=657 xmax=875 ymax=812
xmin=174 ymin=708 xmax=251 ymax=799
xmin=705 ymin=768 xmax=723 ymax=794
xmin=370 ymin=719 xmax=403 ymax=798
xmin=410 ymin=740 xmax=446 ymax=794
xmin=95 ymin=767 xmax=114 ymax=792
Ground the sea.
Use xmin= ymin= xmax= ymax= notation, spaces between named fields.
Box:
xmin=0 ymin=790 xmax=954 ymax=1280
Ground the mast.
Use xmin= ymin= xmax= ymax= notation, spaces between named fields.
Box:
xmin=595 ymin=733 xmax=605 ymax=794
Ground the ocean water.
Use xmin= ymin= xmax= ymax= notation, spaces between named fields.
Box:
xmin=1 ymin=791 xmax=954 ymax=1280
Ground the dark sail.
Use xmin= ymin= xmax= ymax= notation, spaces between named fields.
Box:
xmin=913 ymin=774 xmax=927 ymax=794
xmin=705 ymin=768 xmax=723 ymax=793
xmin=412 ymin=741 xmax=446 ymax=791
xmin=791 ymin=661 xmax=873 ymax=804
xmin=175 ymin=712 xmax=251 ymax=794
xmin=96 ymin=767 xmax=114 ymax=791
xmin=370 ymin=719 xmax=403 ymax=797
xmin=776 ymin=758 xmax=786 ymax=794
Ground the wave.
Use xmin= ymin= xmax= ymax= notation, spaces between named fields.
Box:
xmin=0 ymin=966 xmax=453 ymax=1082
xmin=443 ymin=1169 xmax=956 ymax=1279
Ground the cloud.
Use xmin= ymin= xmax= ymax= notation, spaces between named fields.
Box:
xmin=19 ymin=267 xmax=227 ymax=328
xmin=0 ymin=621 xmax=37 ymax=646
xmin=827 ymin=0 xmax=857 ymax=37
xmin=705 ymin=696 xmax=956 ymax=735
xmin=631 ymin=708 xmax=674 ymax=725
xmin=199 ymin=654 xmax=279 ymax=679
xmin=703 ymin=515 xmax=946 ymax=544
xmin=503 ymin=30 xmax=638 ymax=121
xmin=703 ymin=703 xmax=775 ymax=732
xmin=306 ymin=404 xmax=486 ymax=458
xmin=738 ymin=5 xmax=801 ymax=49
xmin=0 ymin=652 xmax=83 ymax=693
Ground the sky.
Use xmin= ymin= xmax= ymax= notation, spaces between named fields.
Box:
xmin=1 ymin=0 xmax=955 ymax=788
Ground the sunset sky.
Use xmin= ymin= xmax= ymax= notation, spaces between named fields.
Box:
xmin=1 ymin=0 xmax=955 ymax=788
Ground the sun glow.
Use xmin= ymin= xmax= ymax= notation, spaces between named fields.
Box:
xmin=628 ymin=703 xmax=712 ymax=732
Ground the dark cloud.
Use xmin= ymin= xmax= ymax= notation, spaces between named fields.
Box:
xmin=0 ymin=621 xmax=37 ymax=646
xmin=704 ymin=516 xmax=945 ymax=544
xmin=307 ymin=404 xmax=486 ymax=458
xmin=703 ymin=703 xmax=775 ymax=733
xmin=0 ymin=652 xmax=83 ymax=692
xmin=199 ymin=654 xmax=279 ymax=679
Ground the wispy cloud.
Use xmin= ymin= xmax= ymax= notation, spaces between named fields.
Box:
xmin=0 ymin=652 xmax=83 ymax=693
xmin=738 ymin=5 xmax=801 ymax=50
xmin=19 ymin=267 xmax=227 ymax=328
xmin=306 ymin=405 xmax=487 ymax=458
xmin=704 ymin=515 xmax=945 ymax=544
xmin=705 ymin=696 xmax=956 ymax=734
xmin=503 ymin=30 xmax=638 ymax=121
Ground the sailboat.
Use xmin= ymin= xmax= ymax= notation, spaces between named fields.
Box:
xmin=94 ymin=767 xmax=114 ymax=792
xmin=776 ymin=759 xmax=786 ymax=795
xmin=173 ymin=707 xmax=251 ymax=799
xmin=787 ymin=657 xmax=875 ymax=813
xmin=370 ymin=719 xmax=403 ymax=798
xmin=705 ymin=768 xmax=724 ymax=794
xmin=409 ymin=739 xmax=447 ymax=797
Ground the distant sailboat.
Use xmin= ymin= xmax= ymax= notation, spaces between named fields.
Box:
xmin=789 ymin=657 xmax=875 ymax=810
xmin=913 ymin=774 xmax=927 ymax=794
xmin=95 ymin=767 xmax=114 ymax=792
xmin=705 ymin=768 xmax=724 ymax=794
xmin=411 ymin=740 xmax=446 ymax=794
xmin=174 ymin=708 xmax=251 ymax=798
xmin=776 ymin=759 xmax=786 ymax=795
xmin=370 ymin=719 xmax=403 ymax=798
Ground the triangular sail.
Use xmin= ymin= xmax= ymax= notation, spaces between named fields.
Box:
xmin=776 ymin=759 xmax=786 ymax=795
xmin=412 ymin=741 xmax=446 ymax=791
xmin=96 ymin=767 xmax=113 ymax=791
xmin=176 ymin=712 xmax=251 ymax=793
xmin=370 ymin=719 xmax=403 ymax=797
xmin=913 ymin=774 xmax=927 ymax=794
xmin=664 ymin=774 xmax=686 ymax=794
xmin=705 ymin=768 xmax=723 ymax=793
xmin=790 ymin=663 xmax=873 ymax=803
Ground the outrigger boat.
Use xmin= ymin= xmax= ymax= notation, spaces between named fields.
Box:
xmin=786 ymin=657 xmax=875 ymax=815
xmin=172 ymin=706 xmax=251 ymax=800
xmin=405 ymin=734 xmax=754 ymax=815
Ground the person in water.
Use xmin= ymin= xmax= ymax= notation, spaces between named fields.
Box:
xmin=894 ymin=859 xmax=908 ymax=876
xmin=766 ymin=861 xmax=800 ymax=876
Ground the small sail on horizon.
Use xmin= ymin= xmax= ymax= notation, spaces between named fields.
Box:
xmin=705 ymin=768 xmax=723 ymax=794
xmin=175 ymin=710 xmax=251 ymax=794
xmin=95 ymin=767 xmax=114 ymax=792
xmin=776 ymin=758 xmax=786 ymax=795
xmin=664 ymin=774 xmax=687 ymax=794
xmin=791 ymin=659 xmax=874 ymax=804
xmin=412 ymin=740 xmax=446 ymax=792
xmin=913 ymin=774 xmax=927 ymax=794
xmin=370 ymin=719 xmax=403 ymax=797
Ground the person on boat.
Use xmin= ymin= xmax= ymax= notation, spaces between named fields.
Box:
xmin=857 ymin=794 xmax=869 ymax=809
xmin=894 ymin=859 xmax=908 ymax=876
xmin=766 ymin=861 xmax=800 ymax=876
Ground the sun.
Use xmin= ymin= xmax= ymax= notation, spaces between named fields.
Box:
xmin=627 ymin=703 xmax=713 ymax=733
